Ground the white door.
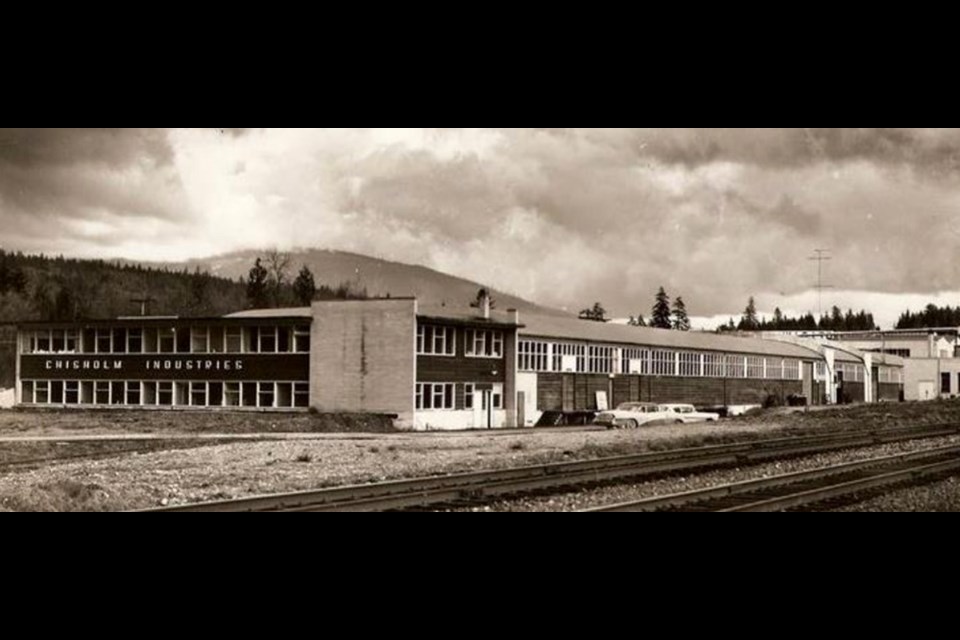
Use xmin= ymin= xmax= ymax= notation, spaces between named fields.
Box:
xmin=472 ymin=391 xmax=484 ymax=429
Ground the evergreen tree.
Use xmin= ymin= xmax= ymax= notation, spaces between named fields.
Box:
xmin=246 ymin=258 xmax=270 ymax=309
xmin=739 ymin=297 xmax=759 ymax=331
xmin=672 ymin=297 xmax=690 ymax=331
xmin=579 ymin=302 xmax=607 ymax=322
xmin=651 ymin=287 xmax=672 ymax=329
xmin=293 ymin=265 xmax=317 ymax=306
xmin=773 ymin=307 xmax=784 ymax=328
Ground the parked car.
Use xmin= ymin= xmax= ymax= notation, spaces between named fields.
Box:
xmin=595 ymin=402 xmax=672 ymax=429
xmin=657 ymin=403 xmax=720 ymax=424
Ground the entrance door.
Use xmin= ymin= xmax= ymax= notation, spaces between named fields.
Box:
xmin=474 ymin=384 xmax=494 ymax=429
xmin=517 ymin=391 xmax=526 ymax=428
xmin=803 ymin=362 xmax=813 ymax=405
xmin=919 ymin=381 xmax=935 ymax=401
xmin=472 ymin=390 xmax=484 ymax=428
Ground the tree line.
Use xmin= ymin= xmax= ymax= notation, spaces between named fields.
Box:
xmin=0 ymin=249 xmax=372 ymax=324
xmin=721 ymin=299 xmax=877 ymax=332
xmin=896 ymin=305 xmax=960 ymax=329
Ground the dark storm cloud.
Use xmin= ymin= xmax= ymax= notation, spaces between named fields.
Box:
xmin=0 ymin=128 xmax=195 ymax=237
xmin=0 ymin=128 xmax=174 ymax=167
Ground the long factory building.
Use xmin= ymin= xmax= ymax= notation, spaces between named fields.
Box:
xmin=14 ymin=298 xmax=904 ymax=430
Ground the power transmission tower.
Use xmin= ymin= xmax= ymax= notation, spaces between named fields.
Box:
xmin=808 ymin=249 xmax=834 ymax=319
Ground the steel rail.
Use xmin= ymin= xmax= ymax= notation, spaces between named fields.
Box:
xmin=142 ymin=424 xmax=960 ymax=512
xmin=584 ymin=444 xmax=960 ymax=512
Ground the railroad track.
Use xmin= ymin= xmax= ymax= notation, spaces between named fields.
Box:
xmin=583 ymin=444 xmax=960 ymax=512
xmin=144 ymin=423 xmax=960 ymax=512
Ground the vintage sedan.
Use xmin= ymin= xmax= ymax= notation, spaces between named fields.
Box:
xmin=594 ymin=402 xmax=672 ymax=429
xmin=658 ymin=403 xmax=720 ymax=423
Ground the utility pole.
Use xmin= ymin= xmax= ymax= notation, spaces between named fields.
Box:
xmin=130 ymin=296 xmax=156 ymax=317
xmin=808 ymin=249 xmax=834 ymax=321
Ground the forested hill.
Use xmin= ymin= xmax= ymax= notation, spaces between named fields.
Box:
xmin=0 ymin=251 xmax=248 ymax=323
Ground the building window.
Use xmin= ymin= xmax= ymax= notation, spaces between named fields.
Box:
xmin=191 ymin=328 xmax=209 ymax=354
xmin=942 ymin=372 xmax=952 ymax=395
xmin=651 ymin=350 xmax=676 ymax=377
xmin=465 ymin=329 xmax=503 ymax=358
xmin=154 ymin=382 xmax=172 ymax=406
xmin=464 ymin=383 xmax=475 ymax=409
xmin=127 ymin=329 xmax=143 ymax=354
xmin=259 ymin=382 xmax=275 ymax=408
xmin=588 ymin=345 xmax=614 ymax=374
xmin=96 ymin=330 xmax=112 ymax=354
xmin=259 ymin=327 xmax=277 ymax=353
xmin=783 ymin=359 xmax=800 ymax=381
xmin=679 ymin=352 xmax=701 ymax=377
xmin=36 ymin=331 xmax=52 ymax=353
xmin=158 ymin=328 xmax=175 ymax=353
xmin=294 ymin=383 xmax=310 ymax=408
xmin=93 ymin=381 xmax=109 ymax=405
xmin=294 ymin=326 xmax=310 ymax=353
xmin=553 ymin=342 xmax=586 ymax=373
xmin=746 ymin=357 xmax=765 ymax=379
xmin=21 ymin=381 xmax=34 ymax=403
xmin=518 ymin=341 xmax=549 ymax=372
xmin=190 ymin=382 xmax=208 ymax=406
xmin=225 ymin=328 xmax=243 ymax=353
xmin=113 ymin=329 xmax=127 ymax=354
xmin=64 ymin=381 xmax=79 ymax=405
xmin=417 ymin=326 xmax=456 ymax=356
xmin=415 ymin=383 xmax=455 ymax=410
xmin=52 ymin=331 xmax=65 ymax=353
xmin=622 ymin=348 xmax=649 ymax=375
xmin=35 ymin=381 xmax=50 ymax=404
xmin=125 ymin=382 xmax=141 ymax=406
xmin=703 ymin=353 xmax=724 ymax=378
xmin=51 ymin=381 xmax=64 ymax=404
xmin=225 ymin=383 xmax=241 ymax=407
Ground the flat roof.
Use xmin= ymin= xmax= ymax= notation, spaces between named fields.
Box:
xmin=224 ymin=308 xmax=313 ymax=319
xmin=519 ymin=315 xmax=823 ymax=360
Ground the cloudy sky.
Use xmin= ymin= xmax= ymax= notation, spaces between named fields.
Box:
xmin=2 ymin=127 xmax=959 ymax=328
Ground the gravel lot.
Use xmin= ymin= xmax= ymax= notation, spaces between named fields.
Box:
xmin=449 ymin=435 xmax=960 ymax=512
xmin=3 ymin=401 xmax=960 ymax=511
xmin=834 ymin=476 xmax=960 ymax=512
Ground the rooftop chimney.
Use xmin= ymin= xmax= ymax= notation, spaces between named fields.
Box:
xmin=480 ymin=289 xmax=491 ymax=320
xmin=508 ymin=308 xmax=519 ymax=325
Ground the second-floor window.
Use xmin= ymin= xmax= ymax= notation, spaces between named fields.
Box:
xmin=465 ymin=329 xmax=503 ymax=358
xmin=417 ymin=326 xmax=456 ymax=356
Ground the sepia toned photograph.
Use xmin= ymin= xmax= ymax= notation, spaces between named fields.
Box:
xmin=2 ymin=127 xmax=959 ymax=512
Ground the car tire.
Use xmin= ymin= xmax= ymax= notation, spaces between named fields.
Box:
xmin=628 ymin=419 xmax=639 ymax=429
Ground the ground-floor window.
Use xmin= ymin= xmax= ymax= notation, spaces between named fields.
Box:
xmin=942 ymin=372 xmax=952 ymax=395
xmin=416 ymin=383 xmax=455 ymax=410
xmin=18 ymin=379 xmax=309 ymax=409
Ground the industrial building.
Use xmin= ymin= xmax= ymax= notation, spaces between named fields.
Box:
xmin=14 ymin=298 xmax=906 ymax=430
xmin=767 ymin=328 xmax=958 ymax=402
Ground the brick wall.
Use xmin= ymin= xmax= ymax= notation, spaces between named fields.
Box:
xmin=311 ymin=300 xmax=416 ymax=428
